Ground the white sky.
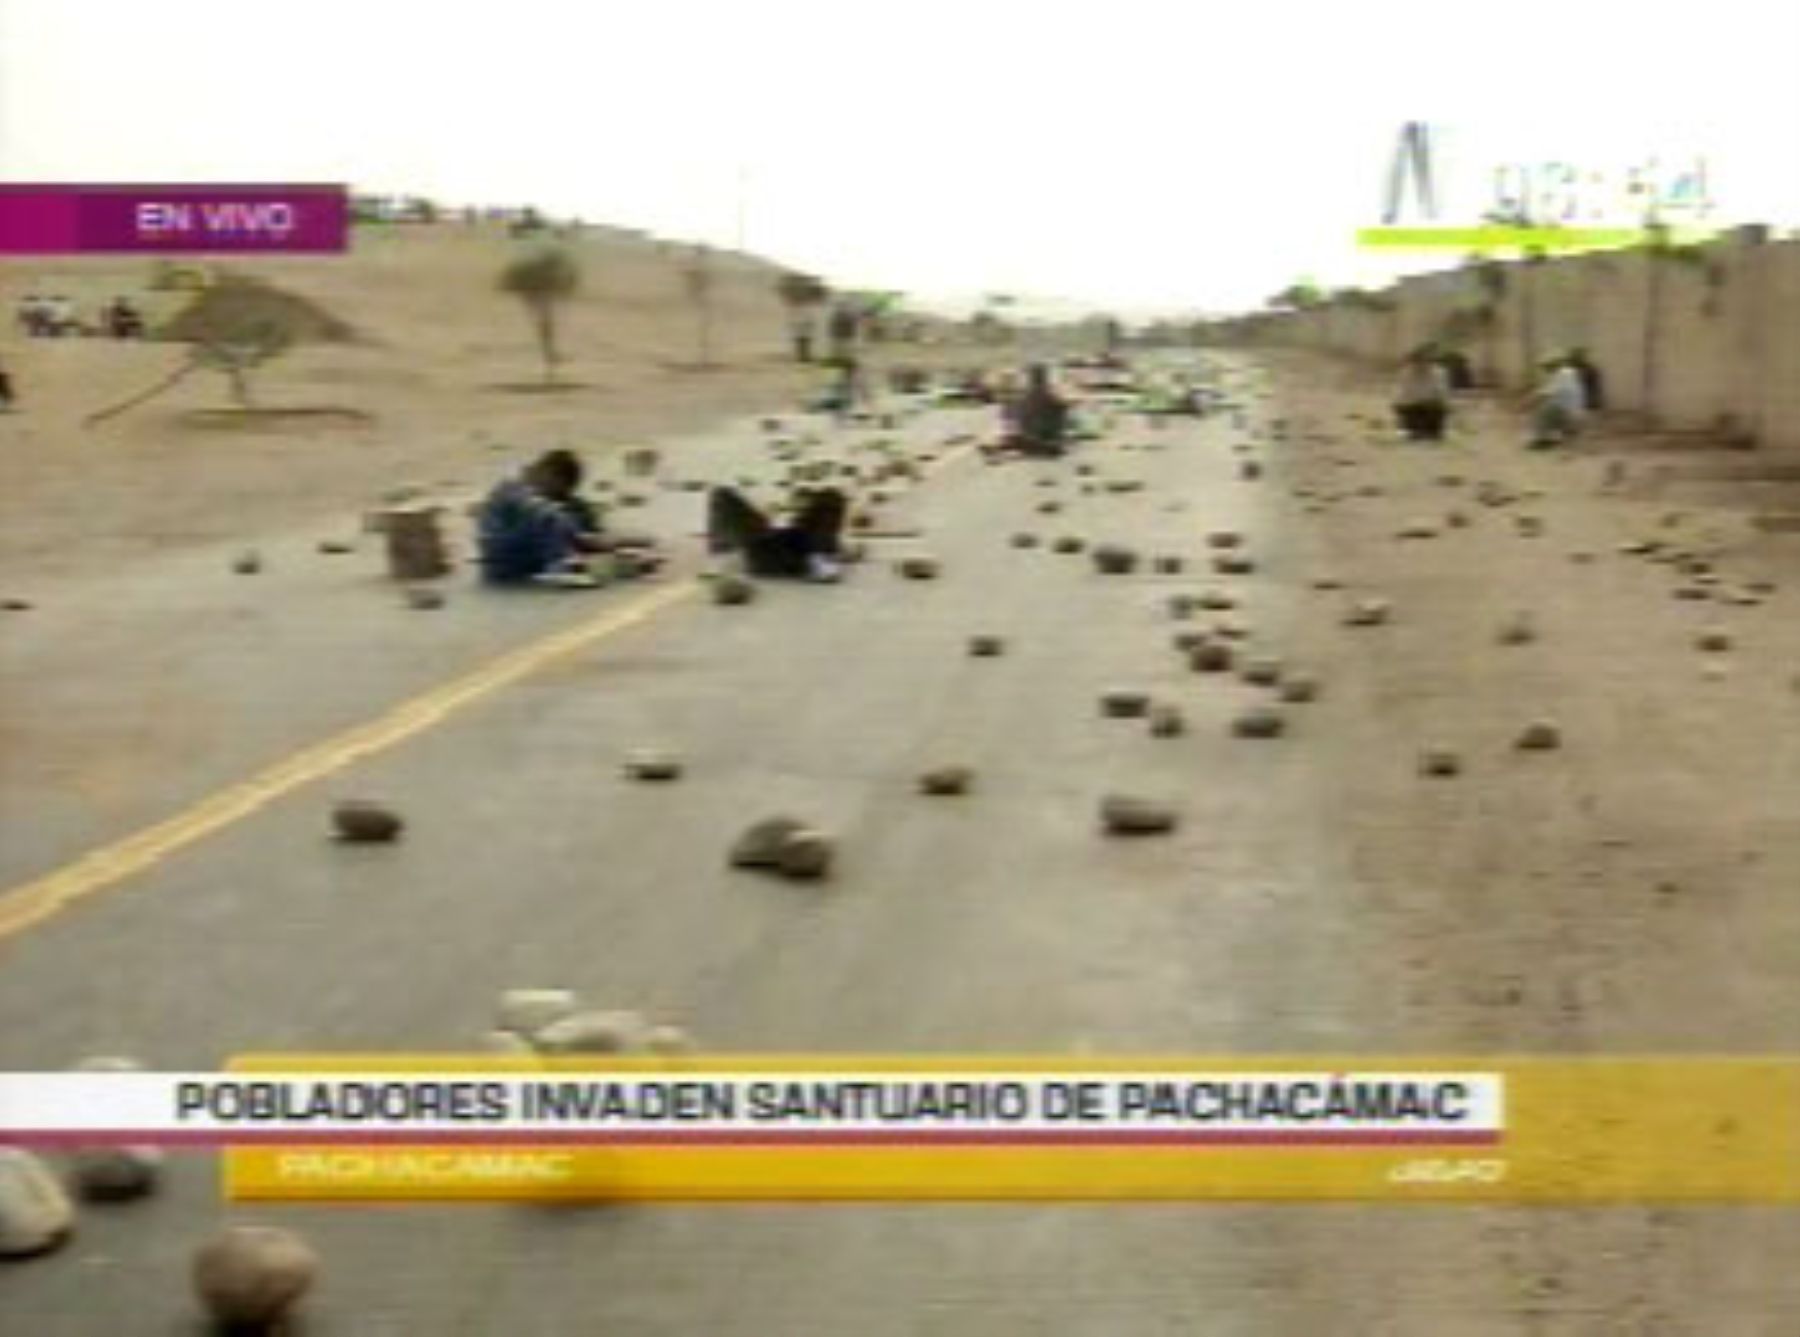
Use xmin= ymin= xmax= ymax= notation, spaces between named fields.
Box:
xmin=3 ymin=0 xmax=1797 ymax=315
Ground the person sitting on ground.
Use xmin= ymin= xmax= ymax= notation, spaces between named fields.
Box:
xmin=999 ymin=363 xmax=1070 ymax=457
xmin=1529 ymin=354 xmax=1588 ymax=448
xmin=1565 ymin=347 xmax=1604 ymax=412
xmin=1393 ymin=346 xmax=1452 ymax=441
xmin=707 ymin=485 xmax=848 ymax=582
xmin=477 ymin=449 xmax=655 ymax=586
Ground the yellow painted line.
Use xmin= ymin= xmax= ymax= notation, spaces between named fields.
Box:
xmin=0 ymin=434 xmax=982 ymax=945
xmin=0 ymin=581 xmax=696 ymax=942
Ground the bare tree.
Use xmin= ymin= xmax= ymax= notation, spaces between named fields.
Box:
xmin=499 ymin=245 xmax=581 ymax=385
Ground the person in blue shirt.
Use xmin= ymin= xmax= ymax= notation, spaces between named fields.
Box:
xmin=477 ymin=449 xmax=612 ymax=585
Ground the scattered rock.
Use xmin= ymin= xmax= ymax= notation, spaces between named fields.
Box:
xmin=1311 ymin=577 xmax=1344 ymax=591
xmin=1344 ymin=598 xmax=1391 ymax=627
xmin=192 ymin=1226 xmax=319 ymax=1329
xmin=1198 ymin=589 xmax=1237 ymax=611
xmin=897 ymin=556 xmax=941 ymax=580
xmin=1213 ymin=554 xmax=1256 ymax=576
xmin=1100 ymin=795 xmax=1179 ymax=836
xmin=1188 ymin=641 xmax=1235 ymax=673
xmin=1445 ymin=510 xmax=1470 ymax=529
xmin=0 ymin=1150 xmax=74 ymax=1258
xmin=317 ymin=539 xmax=356 ymax=555
xmin=1 ymin=598 xmax=31 ymax=611
xmin=730 ymin=817 xmax=807 ymax=869
xmin=712 ymin=574 xmax=757 ymax=605
xmin=968 ymin=634 xmax=1006 ymax=658
xmin=1010 ymin=533 xmax=1040 ymax=550
xmin=496 ymin=989 xmax=579 ymax=1037
xmin=331 ymin=800 xmax=404 ymax=844
xmin=231 ymin=550 xmax=262 ymax=575
xmin=1396 ymin=519 xmax=1439 ymax=540
xmin=1207 ymin=531 xmax=1244 ymax=550
xmin=1052 ymin=536 xmax=1086 ymax=555
xmin=623 ymin=750 xmax=683 ymax=782
xmin=1037 ymin=501 xmax=1063 ymax=515
xmin=1232 ymin=705 xmax=1286 ymax=738
xmin=1148 ymin=705 xmax=1187 ymax=738
xmin=1419 ymin=748 xmax=1463 ymax=777
xmin=1091 ymin=545 xmax=1139 ymax=575
xmin=1515 ymin=721 xmax=1562 ymax=751
xmin=643 ymin=1025 xmax=695 ymax=1055
xmin=404 ymin=586 xmax=445 ymax=610
xmin=1153 ymin=555 xmax=1185 ymax=575
xmin=1240 ymin=460 xmax=1263 ymax=480
xmin=918 ymin=765 xmax=975 ymax=796
xmin=70 ymin=1146 xmax=163 ymax=1202
xmin=1100 ymin=689 xmax=1152 ymax=719
xmin=1497 ymin=614 xmax=1537 ymax=646
xmin=1695 ymin=628 xmax=1733 ymax=652
xmin=534 ymin=1009 xmax=648 ymax=1055
xmin=1279 ymin=674 xmax=1320 ymax=703
xmin=1240 ymin=657 xmax=1283 ymax=687
xmin=1515 ymin=516 xmax=1545 ymax=538
xmin=1672 ymin=585 xmax=1713 ymax=602
xmin=776 ymin=829 xmax=836 ymax=881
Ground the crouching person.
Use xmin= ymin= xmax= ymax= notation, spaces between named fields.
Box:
xmin=1393 ymin=347 xmax=1452 ymax=441
xmin=477 ymin=449 xmax=659 ymax=587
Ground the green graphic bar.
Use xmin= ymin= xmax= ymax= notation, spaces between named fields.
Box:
xmin=1357 ymin=226 xmax=1720 ymax=253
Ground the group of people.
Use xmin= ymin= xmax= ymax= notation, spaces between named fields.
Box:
xmin=15 ymin=294 xmax=145 ymax=339
xmin=1392 ymin=344 xmax=1604 ymax=448
xmin=475 ymin=449 xmax=847 ymax=588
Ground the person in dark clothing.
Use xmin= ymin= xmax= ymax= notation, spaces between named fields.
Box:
xmin=1565 ymin=348 xmax=1604 ymax=412
xmin=477 ymin=448 xmax=659 ymax=585
xmin=1004 ymin=364 xmax=1070 ymax=456
xmin=707 ymin=486 xmax=848 ymax=581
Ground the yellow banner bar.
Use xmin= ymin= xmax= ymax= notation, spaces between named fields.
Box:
xmin=1356 ymin=226 xmax=1721 ymax=253
xmin=222 ymin=1055 xmax=1800 ymax=1203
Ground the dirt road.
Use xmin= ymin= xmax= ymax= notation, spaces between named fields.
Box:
xmin=5 ymin=351 xmax=1800 ymax=1333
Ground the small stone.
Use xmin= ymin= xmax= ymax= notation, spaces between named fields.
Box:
xmin=1100 ymin=689 xmax=1152 ymax=719
xmin=730 ymin=816 xmax=808 ymax=868
xmin=1010 ymin=533 xmax=1040 ymax=549
xmin=1211 ymin=619 xmax=1251 ymax=640
xmin=1240 ymin=460 xmax=1263 ymax=480
xmin=1091 ymin=545 xmax=1139 ymax=575
xmin=918 ymin=765 xmax=975 ymax=796
xmin=70 ymin=1147 xmax=163 ymax=1202
xmin=1279 ymin=674 xmax=1320 ymax=703
xmin=1153 ymin=555 xmax=1185 ymax=575
xmin=1672 ymin=585 xmax=1712 ymax=602
xmin=897 ymin=556 xmax=941 ymax=580
xmin=1197 ymin=589 xmax=1237 ymax=611
xmin=1207 ymin=531 xmax=1244 ymax=549
xmin=1311 ymin=577 xmax=1344 ymax=591
xmin=496 ymin=989 xmax=579 ymax=1037
xmin=1497 ymin=614 xmax=1537 ymax=646
xmin=1188 ymin=641 xmax=1235 ymax=673
xmin=317 ymin=539 xmax=356 ymax=555
xmin=644 ymin=1025 xmax=696 ymax=1055
xmin=1100 ymin=795 xmax=1179 ymax=836
xmin=968 ymin=634 xmax=1006 ymax=658
xmin=712 ymin=574 xmax=757 ymax=605
xmin=1 ymin=598 xmax=31 ymax=611
xmin=623 ymin=750 xmax=683 ymax=782
xmin=331 ymin=800 xmax=404 ymax=843
xmin=1420 ymin=748 xmax=1463 ymax=777
xmin=1396 ymin=519 xmax=1439 ymax=540
xmin=1445 ymin=510 xmax=1470 ymax=529
xmin=1052 ymin=536 xmax=1086 ymax=555
xmin=231 ymin=550 xmax=262 ymax=575
xmin=1147 ymin=705 xmax=1187 ymax=738
xmin=1695 ymin=628 xmax=1733 ymax=652
xmin=776 ymin=829 xmax=836 ymax=881
xmin=1232 ymin=705 xmax=1286 ymax=738
xmin=1344 ymin=598 xmax=1391 ymax=627
xmin=533 ymin=1009 xmax=648 ymax=1055
xmin=0 ymin=1150 xmax=74 ymax=1258
xmin=1240 ymin=657 xmax=1283 ymax=687
xmin=1037 ymin=500 xmax=1063 ymax=515
xmin=192 ymin=1226 xmax=319 ymax=1328
xmin=1515 ymin=515 xmax=1545 ymax=538
xmin=405 ymin=586 xmax=445 ymax=610
xmin=1213 ymin=554 xmax=1256 ymax=576
xmin=1515 ymin=721 xmax=1562 ymax=751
